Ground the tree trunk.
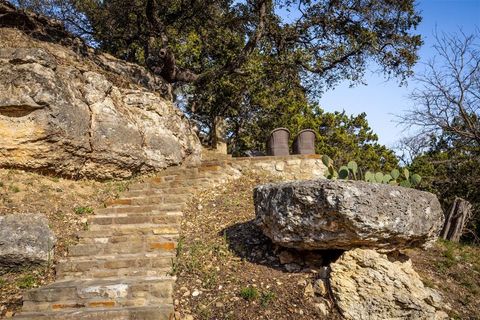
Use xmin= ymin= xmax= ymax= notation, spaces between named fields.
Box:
xmin=440 ymin=197 xmax=473 ymax=242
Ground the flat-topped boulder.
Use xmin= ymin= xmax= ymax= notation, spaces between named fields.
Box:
xmin=254 ymin=179 xmax=444 ymax=250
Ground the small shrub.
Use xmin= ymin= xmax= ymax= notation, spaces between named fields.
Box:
xmin=0 ymin=278 xmax=6 ymax=287
xmin=240 ymin=286 xmax=259 ymax=301
xmin=17 ymin=275 xmax=37 ymax=289
xmin=260 ymin=291 xmax=275 ymax=307
xmin=9 ymin=185 xmax=20 ymax=193
xmin=74 ymin=206 xmax=94 ymax=215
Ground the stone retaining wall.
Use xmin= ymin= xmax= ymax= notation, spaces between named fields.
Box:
xmin=204 ymin=154 xmax=327 ymax=181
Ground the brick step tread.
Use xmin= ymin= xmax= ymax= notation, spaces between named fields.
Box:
xmin=151 ymin=171 xmax=223 ymax=182
xmin=23 ymin=276 xmax=174 ymax=302
xmin=88 ymin=211 xmax=182 ymax=226
xmin=95 ymin=204 xmax=183 ymax=215
xmin=58 ymin=251 xmax=175 ymax=265
xmin=152 ymin=173 xmax=223 ymax=183
xmin=78 ymin=233 xmax=179 ymax=245
xmin=105 ymin=195 xmax=188 ymax=207
xmin=156 ymin=167 xmax=198 ymax=176
xmin=122 ymin=187 xmax=193 ymax=197
xmin=92 ymin=211 xmax=183 ymax=219
xmin=21 ymin=297 xmax=172 ymax=313
xmin=59 ymin=248 xmax=175 ymax=265
xmin=14 ymin=305 xmax=174 ymax=320
xmin=128 ymin=178 xmax=220 ymax=190
xmin=146 ymin=179 xmax=219 ymax=189
xmin=156 ymin=165 xmax=225 ymax=177
xmin=200 ymin=160 xmax=230 ymax=166
xmin=81 ymin=224 xmax=179 ymax=237
xmin=127 ymin=183 xmax=202 ymax=192
xmin=68 ymin=239 xmax=177 ymax=257
xmin=57 ymin=266 xmax=172 ymax=281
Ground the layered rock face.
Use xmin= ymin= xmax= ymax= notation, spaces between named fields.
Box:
xmin=0 ymin=214 xmax=56 ymax=270
xmin=0 ymin=20 xmax=201 ymax=179
xmin=330 ymin=249 xmax=448 ymax=320
xmin=254 ymin=179 xmax=444 ymax=250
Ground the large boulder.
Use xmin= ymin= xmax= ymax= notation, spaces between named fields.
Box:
xmin=0 ymin=214 xmax=56 ymax=270
xmin=0 ymin=5 xmax=201 ymax=179
xmin=254 ymin=179 xmax=444 ymax=250
xmin=329 ymin=249 xmax=448 ymax=320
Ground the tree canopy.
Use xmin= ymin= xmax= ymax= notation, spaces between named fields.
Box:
xmin=402 ymin=29 xmax=480 ymax=242
xmin=14 ymin=0 xmax=422 ymax=150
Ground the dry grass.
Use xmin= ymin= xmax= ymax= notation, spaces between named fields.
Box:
xmin=174 ymin=173 xmax=342 ymax=320
xmin=0 ymin=168 xmax=136 ymax=317
xmin=175 ymin=173 xmax=480 ymax=320
xmin=408 ymin=240 xmax=480 ymax=319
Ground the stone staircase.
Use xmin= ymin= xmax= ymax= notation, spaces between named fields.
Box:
xmin=14 ymin=154 xmax=324 ymax=319
xmin=14 ymin=162 xmax=229 ymax=320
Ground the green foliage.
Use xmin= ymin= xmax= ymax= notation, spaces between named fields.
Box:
xmin=409 ymin=145 xmax=479 ymax=242
xmin=15 ymin=0 xmax=422 ymax=155
xmin=391 ymin=169 xmax=400 ymax=180
xmin=260 ymin=291 xmax=275 ymax=307
xmin=74 ymin=206 xmax=94 ymax=215
xmin=17 ymin=275 xmax=37 ymax=289
xmin=240 ymin=286 xmax=259 ymax=301
xmin=322 ymin=156 xmax=421 ymax=188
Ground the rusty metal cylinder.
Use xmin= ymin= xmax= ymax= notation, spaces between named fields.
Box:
xmin=292 ymin=129 xmax=316 ymax=154
xmin=267 ymin=128 xmax=290 ymax=156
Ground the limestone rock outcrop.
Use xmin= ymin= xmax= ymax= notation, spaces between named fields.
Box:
xmin=254 ymin=179 xmax=444 ymax=250
xmin=329 ymin=249 xmax=448 ymax=320
xmin=0 ymin=4 xmax=201 ymax=179
xmin=0 ymin=213 xmax=56 ymax=270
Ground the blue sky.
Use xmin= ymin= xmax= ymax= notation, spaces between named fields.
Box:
xmin=315 ymin=0 xmax=480 ymax=148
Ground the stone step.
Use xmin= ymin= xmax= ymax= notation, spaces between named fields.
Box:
xmin=156 ymin=167 xmax=198 ymax=177
xmin=151 ymin=170 xmax=223 ymax=183
xmin=156 ymin=172 xmax=224 ymax=182
xmin=14 ymin=305 xmax=173 ymax=320
xmin=78 ymin=233 xmax=178 ymax=245
xmin=125 ymin=182 xmax=152 ymax=191
xmin=56 ymin=253 xmax=173 ymax=280
xmin=81 ymin=223 xmax=179 ymax=238
xmin=121 ymin=187 xmax=193 ymax=198
xmin=94 ymin=204 xmax=183 ymax=215
xmin=68 ymin=238 xmax=177 ymax=257
xmin=105 ymin=194 xmax=187 ymax=207
xmin=148 ymin=178 xmax=216 ymax=189
xmin=200 ymin=160 xmax=230 ymax=167
xmin=21 ymin=277 xmax=174 ymax=312
xmin=57 ymin=267 xmax=172 ymax=281
xmin=88 ymin=211 xmax=183 ymax=226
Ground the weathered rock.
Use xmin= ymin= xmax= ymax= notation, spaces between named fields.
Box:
xmin=0 ymin=213 xmax=56 ymax=269
xmin=254 ymin=179 xmax=444 ymax=250
xmin=313 ymin=278 xmax=327 ymax=296
xmin=0 ymin=27 xmax=201 ymax=179
xmin=329 ymin=249 xmax=448 ymax=320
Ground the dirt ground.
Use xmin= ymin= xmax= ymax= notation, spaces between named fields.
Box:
xmin=0 ymin=168 xmax=135 ymax=317
xmin=1 ymin=169 xmax=478 ymax=319
xmin=174 ymin=173 xmax=480 ymax=320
